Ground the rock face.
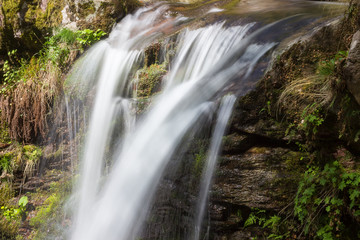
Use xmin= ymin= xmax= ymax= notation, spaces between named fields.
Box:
xmin=345 ymin=30 xmax=360 ymax=106
xmin=206 ymin=4 xmax=360 ymax=239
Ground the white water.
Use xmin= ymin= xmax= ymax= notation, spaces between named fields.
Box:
xmin=69 ymin=4 xmax=277 ymax=240
xmin=193 ymin=94 xmax=237 ymax=240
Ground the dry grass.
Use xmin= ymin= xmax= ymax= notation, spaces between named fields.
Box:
xmin=0 ymin=63 xmax=61 ymax=142
xmin=277 ymin=75 xmax=334 ymax=113
xmin=0 ymin=39 xmax=79 ymax=143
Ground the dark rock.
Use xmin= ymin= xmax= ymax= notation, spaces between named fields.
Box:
xmin=213 ymin=147 xmax=300 ymax=210
xmin=209 ymin=147 xmax=303 ymax=239
xmin=345 ymin=30 xmax=360 ymax=106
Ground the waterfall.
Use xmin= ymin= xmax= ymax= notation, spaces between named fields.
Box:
xmin=65 ymin=3 xmax=314 ymax=240
xmin=193 ymin=95 xmax=237 ymax=240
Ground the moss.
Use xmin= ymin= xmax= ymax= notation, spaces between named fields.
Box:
xmin=136 ymin=63 xmax=167 ymax=98
xmin=78 ymin=1 xmax=96 ymax=19
xmin=0 ymin=182 xmax=18 ymax=240
xmin=2 ymin=0 xmax=22 ymax=29
xmin=0 ymin=125 xmax=10 ymax=144
xmin=29 ymin=173 xmax=72 ymax=239
xmin=0 ymin=217 xmax=19 ymax=240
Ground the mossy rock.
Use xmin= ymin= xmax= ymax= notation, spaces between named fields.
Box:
xmin=136 ymin=63 xmax=167 ymax=98
xmin=78 ymin=1 xmax=96 ymax=19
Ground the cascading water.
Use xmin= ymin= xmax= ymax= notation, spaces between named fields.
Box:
xmin=63 ymin=2 xmax=346 ymax=239
xmin=193 ymin=94 xmax=237 ymax=240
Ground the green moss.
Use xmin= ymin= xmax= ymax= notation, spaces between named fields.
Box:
xmin=0 ymin=217 xmax=19 ymax=240
xmin=78 ymin=1 xmax=96 ymax=19
xmin=136 ymin=63 xmax=167 ymax=98
xmin=2 ymin=0 xmax=22 ymax=29
xmin=44 ymin=0 xmax=65 ymax=28
xmin=0 ymin=152 xmax=13 ymax=174
xmin=0 ymin=125 xmax=10 ymax=144
xmin=0 ymin=182 xmax=18 ymax=240
xmin=29 ymin=174 xmax=72 ymax=239
xmin=23 ymin=145 xmax=42 ymax=162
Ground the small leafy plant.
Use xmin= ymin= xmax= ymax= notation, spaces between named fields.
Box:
xmin=1 ymin=196 xmax=28 ymax=221
xmin=317 ymin=50 xmax=348 ymax=77
xmin=299 ymin=103 xmax=324 ymax=137
xmin=294 ymin=158 xmax=360 ymax=239
xmin=76 ymin=29 xmax=106 ymax=47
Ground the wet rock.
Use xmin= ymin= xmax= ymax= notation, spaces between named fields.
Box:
xmin=209 ymin=147 xmax=303 ymax=238
xmin=345 ymin=30 xmax=360 ymax=106
xmin=213 ymin=147 xmax=300 ymax=210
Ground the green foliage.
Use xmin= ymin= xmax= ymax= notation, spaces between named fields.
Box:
xmin=76 ymin=29 xmax=106 ymax=47
xmin=243 ymin=209 xmax=288 ymax=239
xmin=317 ymin=51 xmax=348 ymax=77
xmin=1 ymin=27 xmax=106 ymax=94
xmin=294 ymin=158 xmax=360 ymax=239
xmin=299 ymin=103 xmax=324 ymax=137
xmin=0 ymin=153 xmax=13 ymax=174
xmin=244 ymin=208 xmax=266 ymax=227
xmin=23 ymin=145 xmax=42 ymax=162
xmin=1 ymin=196 xmax=28 ymax=221
xmin=0 ymin=125 xmax=11 ymax=144
xmin=1 ymin=50 xmax=27 ymax=91
xmin=39 ymin=28 xmax=80 ymax=67
xmin=259 ymin=100 xmax=271 ymax=115
xmin=22 ymin=145 xmax=42 ymax=179
xmin=0 ymin=194 xmax=27 ymax=240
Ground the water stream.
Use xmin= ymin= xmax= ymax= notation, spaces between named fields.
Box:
xmin=63 ymin=1 xmax=347 ymax=239
xmin=193 ymin=95 xmax=237 ymax=240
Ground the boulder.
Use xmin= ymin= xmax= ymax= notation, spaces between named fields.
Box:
xmin=345 ymin=30 xmax=360 ymax=105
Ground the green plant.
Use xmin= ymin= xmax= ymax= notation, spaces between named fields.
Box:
xmin=294 ymin=158 xmax=360 ymax=239
xmin=299 ymin=103 xmax=324 ymax=137
xmin=76 ymin=29 xmax=106 ymax=47
xmin=243 ymin=208 xmax=288 ymax=239
xmin=1 ymin=196 xmax=28 ymax=221
xmin=259 ymin=100 xmax=271 ymax=115
xmin=244 ymin=208 xmax=266 ymax=227
xmin=1 ymin=50 xmax=27 ymax=91
xmin=39 ymin=28 xmax=79 ymax=67
xmin=22 ymin=145 xmax=42 ymax=179
xmin=0 ymin=153 xmax=13 ymax=174
xmin=317 ymin=51 xmax=348 ymax=77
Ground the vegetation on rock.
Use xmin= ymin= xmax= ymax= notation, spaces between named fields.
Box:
xmin=210 ymin=1 xmax=360 ymax=239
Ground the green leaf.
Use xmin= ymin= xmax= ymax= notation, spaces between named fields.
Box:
xmin=339 ymin=181 xmax=346 ymax=190
xmin=326 ymin=206 xmax=331 ymax=212
xmin=18 ymin=196 xmax=28 ymax=207
xmin=350 ymin=190 xmax=360 ymax=202
xmin=320 ymin=177 xmax=327 ymax=186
